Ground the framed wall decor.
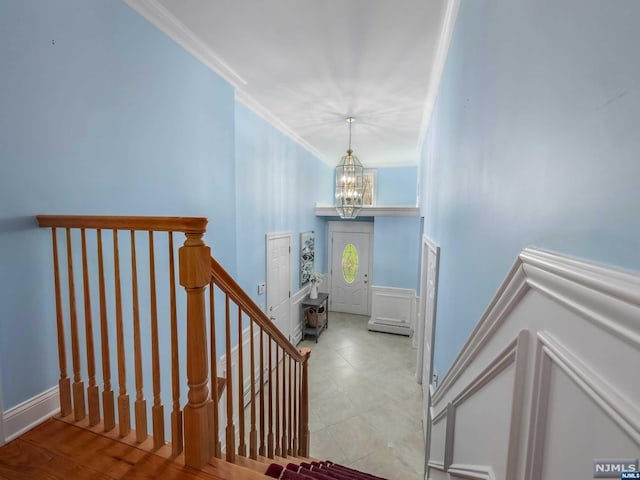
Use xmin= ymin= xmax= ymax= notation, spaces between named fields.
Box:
xmin=300 ymin=230 xmax=315 ymax=285
xmin=363 ymin=170 xmax=377 ymax=206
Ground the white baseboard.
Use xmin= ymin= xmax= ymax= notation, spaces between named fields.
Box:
xmin=368 ymin=285 xmax=416 ymax=337
xmin=2 ymin=385 xmax=60 ymax=443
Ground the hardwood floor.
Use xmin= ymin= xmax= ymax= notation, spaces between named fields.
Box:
xmin=0 ymin=418 xmax=265 ymax=480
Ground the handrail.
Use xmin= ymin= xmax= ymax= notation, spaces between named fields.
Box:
xmin=38 ymin=213 xmax=311 ymax=466
xmin=37 ymin=215 xmax=207 ymax=233
xmin=210 ymin=257 xmax=307 ymax=363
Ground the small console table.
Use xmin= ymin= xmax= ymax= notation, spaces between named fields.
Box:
xmin=301 ymin=292 xmax=329 ymax=343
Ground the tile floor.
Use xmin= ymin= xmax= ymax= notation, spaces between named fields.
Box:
xmin=298 ymin=312 xmax=425 ymax=480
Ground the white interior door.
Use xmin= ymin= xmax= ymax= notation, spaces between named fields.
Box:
xmin=330 ymin=225 xmax=372 ymax=316
xmin=266 ymin=234 xmax=292 ymax=341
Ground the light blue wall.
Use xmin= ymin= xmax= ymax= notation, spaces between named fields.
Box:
xmin=420 ymin=0 xmax=640 ymax=377
xmin=235 ymin=103 xmax=333 ymax=310
xmin=0 ymin=0 xmax=236 ymax=409
xmin=375 ymin=166 xmax=418 ymax=205
xmin=372 ymin=217 xmax=421 ymax=290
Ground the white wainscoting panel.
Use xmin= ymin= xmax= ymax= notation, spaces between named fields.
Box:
xmin=2 ymin=386 xmax=60 ymax=443
xmin=292 ymin=285 xmax=311 ymax=345
xmin=426 ymin=248 xmax=640 ymax=480
xmin=368 ymin=286 xmax=416 ymax=336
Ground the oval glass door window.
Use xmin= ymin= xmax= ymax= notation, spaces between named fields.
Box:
xmin=342 ymin=243 xmax=359 ymax=284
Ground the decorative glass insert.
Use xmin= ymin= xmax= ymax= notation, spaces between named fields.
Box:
xmin=342 ymin=243 xmax=359 ymax=284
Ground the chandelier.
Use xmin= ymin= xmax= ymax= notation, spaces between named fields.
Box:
xmin=335 ymin=117 xmax=364 ymax=219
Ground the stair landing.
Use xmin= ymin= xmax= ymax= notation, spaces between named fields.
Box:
xmin=0 ymin=418 xmax=267 ymax=480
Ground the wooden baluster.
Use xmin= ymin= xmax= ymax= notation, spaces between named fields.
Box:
xmin=130 ymin=231 xmax=147 ymax=443
xmin=267 ymin=336 xmax=274 ymax=458
xmin=80 ymin=229 xmax=100 ymax=426
xmin=113 ymin=229 xmax=131 ymax=437
xmin=275 ymin=345 xmax=280 ymax=457
xmin=237 ymin=308 xmax=246 ymax=457
xmin=50 ymin=228 xmax=72 ymax=417
xmin=66 ymin=228 xmax=86 ymax=422
xmin=293 ymin=361 xmax=298 ymax=456
xmin=299 ymin=348 xmax=311 ymax=457
xmin=281 ymin=351 xmax=287 ymax=458
xmin=209 ymin=279 xmax=222 ymax=458
xmin=259 ymin=328 xmax=266 ymax=457
xmin=209 ymin=281 xmax=221 ymax=459
xmin=249 ymin=318 xmax=257 ymax=459
xmin=148 ymin=231 xmax=164 ymax=450
xmin=288 ymin=355 xmax=293 ymax=455
xmin=180 ymin=230 xmax=211 ymax=468
xmin=168 ymin=232 xmax=183 ymax=456
xmin=97 ymin=230 xmax=115 ymax=432
xmin=224 ymin=295 xmax=235 ymax=463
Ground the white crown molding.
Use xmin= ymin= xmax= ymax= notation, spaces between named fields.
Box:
xmin=122 ymin=0 xmax=246 ymax=88
xmin=235 ymin=91 xmax=328 ymax=165
xmin=315 ymin=205 xmax=419 ymax=217
xmin=122 ymin=0 xmax=329 ymax=166
xmin=433 ymin=247 xmax=640 ymax=405
xmin=2 ymin=386 xmax=60 ymax=443
xmin=417 ymin=0 xmax=462 ymax=152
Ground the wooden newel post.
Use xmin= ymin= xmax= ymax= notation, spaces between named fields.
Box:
xmin=180 ymin=231 xmax=212 ymax=469
xmin=299 ymin=347 xmax=311 ymax=457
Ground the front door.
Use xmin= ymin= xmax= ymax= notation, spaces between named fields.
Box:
xmin=266 ymin=234 xmax=292 ymax=341
xmin=330 ymin=224 xmax=372 ymax=315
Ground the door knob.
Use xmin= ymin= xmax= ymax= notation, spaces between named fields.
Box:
xmin=270 ymin=316 xmax=276 ymax=322
xmin=269 ymin=306 xmax=273 ymax=312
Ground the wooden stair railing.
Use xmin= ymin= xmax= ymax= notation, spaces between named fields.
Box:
xmin=209 ymin=257 xmax=311 ymax=463
xmin=37 ymin=215 xmax=311 ymax=472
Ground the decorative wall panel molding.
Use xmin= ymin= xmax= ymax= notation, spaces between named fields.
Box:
xmin=426 ymin=248 xmax=640 ymax=480
xmin=368 ymin=286 xmax=416 ymax=336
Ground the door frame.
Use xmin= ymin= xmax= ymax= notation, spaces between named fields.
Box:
xmin=265 ymin=232 xmax=293 ymax=341
xmin=416 ymin=235 xmax=439 ymax=385
xmin=416 ymin=235 xmax=440 ymax=475
xmin=416 ymin=235 xmax=436 ymax=383
xmin=0 ymin=374 xmax=4 ymax=445
xmin=327 ymin=221 xmax=374 ymax=315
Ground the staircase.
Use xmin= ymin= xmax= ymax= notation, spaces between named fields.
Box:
xmin=34 ymin=215 xmax=314 ymax=476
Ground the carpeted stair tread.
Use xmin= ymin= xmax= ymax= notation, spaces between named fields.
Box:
xmin=265 ymin=460 xmax=387 ymax=480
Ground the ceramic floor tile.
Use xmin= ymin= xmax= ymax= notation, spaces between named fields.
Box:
xmin=301 ymin=312 xmax=425 ymax=479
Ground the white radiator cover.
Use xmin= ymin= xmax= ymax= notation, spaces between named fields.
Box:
xmin=425 ymin=248 xmax=640 ymax=480
xmin=368 ymin=286 xmax=416 ymax=336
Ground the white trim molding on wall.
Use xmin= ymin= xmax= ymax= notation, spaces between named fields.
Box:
xmin=2 ymin=386 xmax=60 ymax=444
xmin=416 ymin=0 xmax=462 ymax=151
xmin=292 ymin=285 xmax=311 ymax=345
xmin=426 ymin=248 xmax=640 ymax=480
xmin=122 ymin=0 xmax=327 ymax=165
xmin=367 ymin=286 xmax=416 ymax=336
xmin=315 ymin=204 xmax=419 ymax=217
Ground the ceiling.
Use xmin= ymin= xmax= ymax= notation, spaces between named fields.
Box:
xmin=130 ymin=0 xmax=452 ymax=167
